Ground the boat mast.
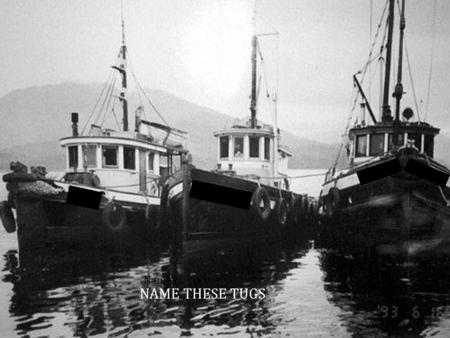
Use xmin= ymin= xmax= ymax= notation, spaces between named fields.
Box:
xmin=381 ymin=0 xmax=395 ymax=122
xmin=249 ymin=4 xmax=258 ymax=128
xmin=112 ymin=0 xmax=129 ymax=131
xmin=393 ymin=0 xmax=405 ymax=122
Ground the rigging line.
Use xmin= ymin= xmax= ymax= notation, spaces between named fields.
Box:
xmin=258 ymin=44 xmax=271 ymax=99
xmin=111 ymin=101 xmax=122 ymax=130
xmin=369 ymin=0 xmax=373 ymax=102
xmin=240 ymin=171 xmax=328 ymax=180
xmin=405 ymin=42 xmax=421 ymax=122
xmin=95 ymin=74 xmax=117 ymax=126
xmin=93 ymin=77 xmax=115 ymax=126
xmin=81 ymin=70 xmax=115 ymax=134
xmin=127 ymin=62 xmax=146 ymax=117
xmin=135 ymin=77 xmax=170 ymax=127
xmin=100 ymin=75 xmax=118 ymax=127
xmin=94 ymin=70 xmax=118 ymax=125
xmin=103 ymin=75 xmax=118 ymax=125
xmin=425 ymin=0 xmax=437 ymax=121
xmin=356 ymin=0 xmax=389 ymax=78
xmin=332 ymin=1 xmax=387 ymax=170
xmin=128 ymin=61 xmax=167 ymax=124
xmin=332 ymin=87 xmax=358 ymax=169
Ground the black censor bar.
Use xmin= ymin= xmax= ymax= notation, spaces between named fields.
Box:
xmin=66 ymin=185 xmax=103 ymax=209
xmin=189 ymin=180 xmax=252 ymax=209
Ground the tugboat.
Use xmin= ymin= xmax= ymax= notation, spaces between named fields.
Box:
xmin=161 ymin=17 xmax=310 ymax=257
xmin=318 ymin=0 xmax=450 ymax=255
xmin=0 ymin=7 xmax=188 ymax=251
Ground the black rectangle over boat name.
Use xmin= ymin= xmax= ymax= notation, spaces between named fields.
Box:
xmin=405 ymin=159 xmax=449 ymax=187
xmin=66 ymin=185 xmax=103 ymax=210
xmin=189 ymin=180 xmax=252 ymax=209
xmin=357 ymin=159 xmax=402 ymax=185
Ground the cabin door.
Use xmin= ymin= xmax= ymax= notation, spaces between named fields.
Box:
xmin=139 ymin=150 xmax=147 ymax=192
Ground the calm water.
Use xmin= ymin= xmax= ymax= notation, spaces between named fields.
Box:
xmin=2 ymin=174 xmax=450 ymax=337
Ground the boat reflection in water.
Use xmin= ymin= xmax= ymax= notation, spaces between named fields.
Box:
xmin=4 ymin=234 xmax=450 ymax=336
xmin=2 ymin=237 xmax=311 ymax=337
xmin=320 ymin=247 xmax=450 ymax=337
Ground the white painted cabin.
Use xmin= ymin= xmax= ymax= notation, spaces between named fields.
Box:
xmin=213 ymin=121 xmax=291 ymax=188
xmin=60 ymin=120 xmax=188 ymax=196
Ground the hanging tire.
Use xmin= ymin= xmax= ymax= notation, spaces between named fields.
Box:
xmin=289 ymin=196 xmax=303 ymax=225
xmin=325 ymin=187 xmax=341 ymax=218
xmin=0 ymin=201 xmax=16 ymax=233
xmin=274 ymin=198 xmax=289 ymax=227
xmin=251 ymin=187 xmax=271 ymax=221
xmin=145 ymin=204 xmax=160 ymax=230
xmin=102 ymin=201 xmax=127 ymax=232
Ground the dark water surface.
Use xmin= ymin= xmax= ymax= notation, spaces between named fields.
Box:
xmin=2 ymin=226 xmax=450 ymax=338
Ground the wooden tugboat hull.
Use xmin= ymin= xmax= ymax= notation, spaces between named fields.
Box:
xmin=162 ymin=166 xmax=311 ymax=259
xmin=319 ymin=151 xmax=450 ymax=256
xmin=3 ymin=177 xmax=162 ymax=252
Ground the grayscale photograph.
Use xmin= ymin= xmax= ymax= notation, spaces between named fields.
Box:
xmin=0 ymin=0 xmax=450 ymax=337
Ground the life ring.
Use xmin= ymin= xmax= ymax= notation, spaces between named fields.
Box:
xmin=0 ymin=201 xmax=16 ymax=233
xmin=274 ymin=198 xmax=289 ymax=227
xmin=251 ymin=187 xmax=271 ymax=221
xmin=325 ymin=187 xmax=341 ymax=218
xmin=102 ymin=201 xmax=127 ymax=232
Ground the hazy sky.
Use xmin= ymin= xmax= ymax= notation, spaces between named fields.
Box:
xmin=1 ymin=0 xmax=449 ymax=143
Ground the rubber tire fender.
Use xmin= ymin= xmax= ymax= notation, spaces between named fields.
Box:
xmin=102 ymin=201 xmax=127 ymax=232
xmin=251 ymin=187 xmax=271 ymax=221
xmin=274 ymin=198 xmax=289 ymax=227
xmin=326 ymin=187 xmax=341 ymax=218
xmin=0 ymin=201 xmax=16 ymax=233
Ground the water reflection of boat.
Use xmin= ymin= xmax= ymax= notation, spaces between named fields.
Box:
xmin=0 ymin=6 xmax=187 ymax=251
xmin=161 ymin=10 xmax=313 ymax=257
xmin=2 ymin=237 xmax=309 ymax=337
xmin=320 ymin=249 xmax=450 ymax=336
xmin=318 ymin=0 xmax=450 ymax=255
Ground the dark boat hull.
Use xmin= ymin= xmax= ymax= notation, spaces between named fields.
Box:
xmin=319 ymin=151 xmax=450 ymax=256
xmin=2 ymin=176 xmax=163 ymax=252
xmin=162 ymin=166 xmax=314 ymax=258
xmin=12 ymin=196 xmax=158 ymax=252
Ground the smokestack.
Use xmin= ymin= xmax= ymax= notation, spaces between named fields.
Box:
xmin=71 ymin=112 xmax=79 ymax=137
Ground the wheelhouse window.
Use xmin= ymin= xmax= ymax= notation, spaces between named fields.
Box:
xmin=148 ymin=152 xmax=154 ymax=171
xmin=102 ymin=145 xmax=118 ymax=167
xmin=249 ymin=136 xmax=259 ymax=158
xmin=83 ymin=145 xmax=97 ymax=167
xmin=355 ymin=135 xmax=367 ymax=157
xmin=123 ymin=147 xmax=135 ymax=170
xmin=424 ymin=134 xmax=434 ymax=157
xmin=220 ymin=136 xmax=229 ymax=158
xmin=68 ymin=146 xmax=78 ymax=168
xmin=388 ymin=133 xmax=405 ymax=150
xmin=369 ymin=133 xmax=384 ymax=156
xmin=234 ymin=137 xmax=243 ymax=157
xmin=408 ymin=133 xmax=422 ymax=150
xmin=264 ymin=137 xmax=270 ymax=160
xmin=160 ymin=155 xmax=169 ymax=177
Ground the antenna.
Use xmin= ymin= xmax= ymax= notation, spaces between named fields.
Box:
xmin=121 ymin=0 xmax=126 ymax=45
